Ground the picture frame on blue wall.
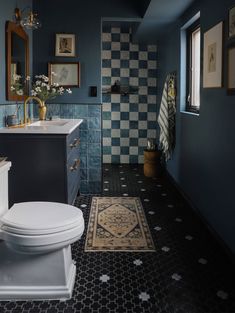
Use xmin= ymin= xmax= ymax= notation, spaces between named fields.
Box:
xmin=227 ymin=45 xmax=235 ymax=94
xmin=55 ymin=33 xmax=76 ymax=57
xmin=229 ymin=6 xmax=235 ymax=38
xmin=203 ymin=22 xmax=223 ymax=88
xmin=48 ymin=62 xmax=80 ymax=87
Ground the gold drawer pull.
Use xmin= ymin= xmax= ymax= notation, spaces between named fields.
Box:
xmin=69 ymin=138 xmax=80 ymax=148
xmin=70 ymin=159 xmax=80 ymax=171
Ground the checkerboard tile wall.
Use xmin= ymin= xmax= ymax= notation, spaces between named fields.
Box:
xmin=102 ymin=25 xmax=158 ymax=164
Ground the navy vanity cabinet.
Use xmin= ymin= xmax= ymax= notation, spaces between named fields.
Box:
xmin=0 ymin=126 xmax=81 ymax=207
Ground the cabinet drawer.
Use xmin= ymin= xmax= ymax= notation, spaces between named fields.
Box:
xmin=66 ymin=127 xmax=80 ymax=159
xmin=67 ymin=155 xmax=80 ymax=203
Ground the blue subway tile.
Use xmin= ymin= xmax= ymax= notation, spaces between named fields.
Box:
xmin=120 ymin=112 xmax=129 ymax=120
xmin=120 ymin=77 xmax=129 ymax=85
xmin=148 ymin=69 xmax=157 ymax=77
xmin=80 ymin=181 xmax=88 ymax=193
xmin=120 ymin=60 xmax=129 ymax=68
xmin=102 ymin=42 xmax=111 ymax=50
xmin=139 ymin=44 xmax=147 ymax=51
xmin=148 ymin=52 xmax=157 ymax=60
xmin=139 ymin=78 xmax=147 ymax=86
xmin=88 ymin=181 xmax=101 ymax=194
xmin=103 ymin=112 xmax=111 ymax=120
xmin=88 ymin=117 xmax=101 ymax=130
xmin=121 ymin=147 xmax=129 ymax=155
xmin=130 ymin=155 xmax=138 ymax=163
xmin=80 ymin=142 xmax=87 ymax=154
xmin=89 ymin=168 xmax=102 ymax=182
xmin=120 ymin=94 xmax=129 ymax=103
xmin=88 ymin=143 xmax=101 ymax=156
xmin=102 ymin=94 xmax=111 ymax=103
xmin=130 ymin=138 xmax=138 ymax=146
xmin=139 ymin=95 xmax=147 ymax=103
xmin=103 ymin=146 xmax=111 ymax=155
xmin=88 ymin=155 xmax=101 ymax=168
xmin=111 ymin=68 xmax=120 ymax=77
xmin=80 ymin=130 xmax=88 ymax=142
xmin=129 ymin=103 xmax=138 ymax=111
xmin=88 ymin=105 xmax=101 ymax=117
xmin=79 ymin=118 xmax=88 ymax=130
xmin=130 ymin=69 xmax=139 ymax=77
xmin=80 ymin=168 xmax=87 ymax=181
xmin=88 ymin=130 xmax=101 ymax=143
xmin=103 ymin=129 xmax=111 ymax=137
xmin=148 ymin=87 xmax=157 ymax=95
xmin=74 ymin=104 xmax=88 ymax=118
xmin=111 ymin=103 xmax=120 ymax=112
xmin=111 ymin=120 xmax=120 ymax=129
xmin=60 ymin=104 xmax=74 ymax=118
xmin=130 ymin=51 xmax=138 ymax=60
xmin=120 ymin=129 xmax=129 ymax=137
xmin=121 ymin=42 xmax=129 ymax=51
xmin=139 ymin=130 xmax=147 ymax=138
xmin=111 ymin=155 xmax=120 ymax=163
xmin=111 ymin=33 xmax=120 ymax=42
xmin=112 ymin=138 xmax=120 ymax=146
xmin=80 ymin=155 xmax=87 ymax=168
xmin=139 ymin=60 xmax=147 ymax=69
xmin=102 ymin=76 xmax=111 ymax=85
xmin=102 ymin=59 xmax=111 ymax=68
xmin=148 ymin=103 xmax=157 ymax=112
xmin=139 ymin=112 xmax=147 ymax=120
xmin=130 ymin=121 xmax=138 ymax=129
xmin=148 ymin=121 xmax=157 ymax=129
xmin=111 ymin=51 xmax=120 ymax=59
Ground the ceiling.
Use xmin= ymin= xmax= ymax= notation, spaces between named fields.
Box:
xmin=135 ymin=0 xmax=195 ymax=43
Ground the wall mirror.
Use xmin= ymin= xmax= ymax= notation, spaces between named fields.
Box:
xmin=6 ymin=21 xmax=29 ymax=101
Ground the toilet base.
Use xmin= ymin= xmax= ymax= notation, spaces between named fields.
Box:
xmin=0 ymin=241 xmax=76 ymax=300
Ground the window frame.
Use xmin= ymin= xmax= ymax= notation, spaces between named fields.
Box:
xmin=186 ymin=19 xmax=201 ymax=114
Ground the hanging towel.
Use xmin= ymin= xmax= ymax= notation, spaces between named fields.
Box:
xmin=157 ymin=73 xmax=176 ymax=161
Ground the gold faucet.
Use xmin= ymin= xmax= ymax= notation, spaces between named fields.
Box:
xmin=24 ymin=96 xmax=44 ymax=124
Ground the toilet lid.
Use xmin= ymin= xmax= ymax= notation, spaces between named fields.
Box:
xmin=1 ymin=202 xmax=84 ymax=235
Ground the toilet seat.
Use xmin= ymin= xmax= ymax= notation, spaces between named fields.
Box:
xmin=0 ymin=202 xmax=84 ymax=253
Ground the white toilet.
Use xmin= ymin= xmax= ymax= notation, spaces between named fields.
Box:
xmin=0 ymin=161 xmax=84 ymax=300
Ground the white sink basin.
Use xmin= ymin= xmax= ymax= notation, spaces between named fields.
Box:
xmin=29 ymin=120 xmax=68 ymax=127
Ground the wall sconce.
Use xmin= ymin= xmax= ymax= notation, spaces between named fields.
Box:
xmin=14 ymin=7 xmax=41 ymax=30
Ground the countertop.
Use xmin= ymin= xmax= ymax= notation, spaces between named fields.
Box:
xmin=0 ymin=119 xmax=83 ymax=135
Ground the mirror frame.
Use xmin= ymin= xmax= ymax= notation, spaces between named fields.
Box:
xmin=6 ymin=21 xmax=29 ymax=101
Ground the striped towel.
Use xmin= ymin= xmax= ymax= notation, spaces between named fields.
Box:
xmin=157 ymin=74 xmax=176 ymax=161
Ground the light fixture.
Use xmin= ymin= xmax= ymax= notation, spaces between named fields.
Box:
xmin=14 ymin=7 xmax=41 ymax=30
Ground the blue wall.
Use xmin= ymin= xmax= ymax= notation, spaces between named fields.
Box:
xmin=33 ymin=0 xmax=147 ymax=104
xmin=158 ymin=0 xmax=235 ymax=253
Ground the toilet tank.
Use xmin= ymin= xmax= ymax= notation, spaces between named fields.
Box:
xmin=0 ymin=161 xmax=11 ymax=217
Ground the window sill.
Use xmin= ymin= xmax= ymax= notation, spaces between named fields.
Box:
xmin=180 ymin=110 xmax=199 ymax=116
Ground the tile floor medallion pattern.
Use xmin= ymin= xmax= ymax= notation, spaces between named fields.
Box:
xmin=85 ymin=197 xmax=155 ymax=251
xmin=0 ymin=164 xmax=234 ymax=313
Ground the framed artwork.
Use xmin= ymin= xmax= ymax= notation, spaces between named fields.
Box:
xmin=203 ymin=22 xmax=223 ymax=88
xmin=229 ymin=6 xmax=235 ymax=38
xmin=48 ymin=62 xmax=80 ymax=87
xmin=227 ymin=45 xmax=235 ymax=94
xmin=55 ymin=33 xmax=76 ymax=57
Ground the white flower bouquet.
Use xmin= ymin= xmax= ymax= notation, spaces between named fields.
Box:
xmin=11 ymin=73 xmax=72 ymax=101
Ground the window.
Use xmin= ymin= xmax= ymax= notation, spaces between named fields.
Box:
xmin=186 ymin=20 xmax=200 ymax=113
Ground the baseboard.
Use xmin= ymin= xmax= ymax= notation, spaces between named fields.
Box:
xmin=166 ymin=170 xmax=235 ymax=264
